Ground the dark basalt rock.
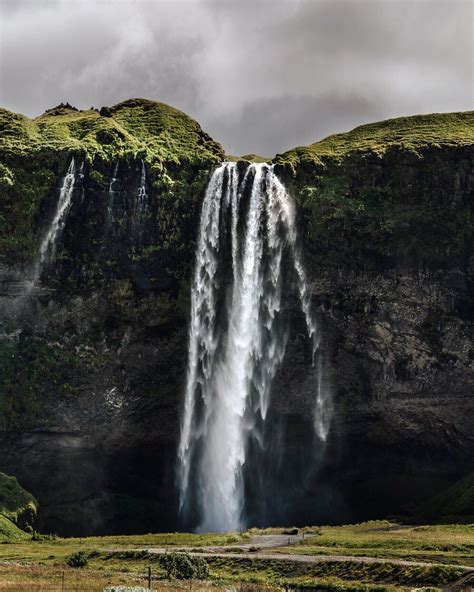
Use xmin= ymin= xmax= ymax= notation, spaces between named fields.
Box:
xmin=99 ymin=106 xmax=112 ymax=117
xmin=0 ymin=105 xmax=472 ymax=534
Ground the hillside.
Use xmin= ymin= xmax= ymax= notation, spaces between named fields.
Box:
xmin=271 ymin=111 xmax=474 ymax=272
xmin=0 ymin=101 xmax=472 ymax=535
xmin=0 ymin=98 xmax=224 ymax=164
xmin=416 ymin=472 xmax=474 ymax=524
xmin=0 ymin=99 xmax=224 ymax=262
xmin=275 ymin=111 xmax=474 ymax=167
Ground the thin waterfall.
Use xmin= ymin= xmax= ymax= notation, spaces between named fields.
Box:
xmin=178 ymin=162 xmax=332 ymax=532
xmin=38 ymin=157 xmax=78 ymax=269
xmin=132 ymin=159 xmax=147 ymax=238
xmin=314 ymin=351 xmax=333 ymax=442
xmin=107 ymin=160 xmax=119 ymax=227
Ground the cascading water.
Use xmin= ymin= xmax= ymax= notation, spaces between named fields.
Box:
xmin=132 ymin=159 xmax=147 ymax=238
xmin=106 ymin=160 xmax=119 ymax=228
xmin=178 ymin=162 xmax=331 ymax=532
xmin=38 ymin=157 xmax=78 ymax=269
xmin=0 ymin=157 xmax=80 ymax=334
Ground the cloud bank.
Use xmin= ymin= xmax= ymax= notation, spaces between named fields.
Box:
xmin=0 ymin=0 xmax=472 ymax=155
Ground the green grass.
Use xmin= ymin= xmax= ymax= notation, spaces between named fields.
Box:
xmin=275 ymin=111 xmax=474 ymax=167
xmin=267 ymin=521 xmax=474 ymax=567
xmin=0 ymin=99 xmax=224 ymax=166
xmin=415 ymin=472 xmax=474 ymax=524
xmin=0 ymin=523 xmax=470 ymax=591
xmin=0 ymin=98 xmax=224 ymax=267
xmin=0 ymin=514 xmax=29 ymax=542
xmin=226 ymin=153 xmax=268 ymax=163
xmin=0 ymin=473 xmax=38 ymax=528
xmin=271 ymin=111 xmax=474 ymax=271
xmin=207 ymin=555 xmax=463 ymax=590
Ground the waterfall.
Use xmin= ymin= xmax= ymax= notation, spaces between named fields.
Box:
xmin=106 ymin=160 xmax=119 ymax=227
xmin=178 ymin=162 xmax=331 ymax=532
xmin=38 ymin=157 xmax=78 ymax=269
xmin=314 ymin=352 xmax=333 ymax=442
xmin=132 ymin=159 xmax=147 ymax=238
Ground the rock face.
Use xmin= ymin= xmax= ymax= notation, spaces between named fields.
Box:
xmin=0 ymin=102 xmax=473 ymax=534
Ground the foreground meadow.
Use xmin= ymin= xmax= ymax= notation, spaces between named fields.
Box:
xmin=0 ymin=522 xmax=472 ymax=591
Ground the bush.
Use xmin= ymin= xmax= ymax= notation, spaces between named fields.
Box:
xmin=31 ymin=531 xmax=58 ymax=542
xmin=66 ymin=550 xmax=89 ymax=568
xmin=160 ymin=552 xmax=209 ymax=580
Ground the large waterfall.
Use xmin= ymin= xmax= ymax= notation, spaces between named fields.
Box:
xmin=178 ymin=162 xmax=330 ymax=532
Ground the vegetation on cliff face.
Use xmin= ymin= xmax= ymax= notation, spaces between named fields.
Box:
xmin=0 ymin=514 xmax=27 ymax=541
xmin=0 ymin=335 xmax=81 ymax=430
xmin=0 ymin=472 xmax=37 ymax=534
xmin=274 ymin=111 xmax=474 ymax=271
xmin=275 ymin=111 xmax=474 ymax=166
xmin=0 ymin=102 xmax=473 ymax=533
xmin=415 ymin=472 xmax=474 ymax=524
xmin=0 ymin=98 xmax=224 ymax=262
xmin=0 ymin=99 xmax=224 ymax=164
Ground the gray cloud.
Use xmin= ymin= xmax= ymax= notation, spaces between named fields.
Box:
xmin=0 ymin=0 xmax=472 ymax=155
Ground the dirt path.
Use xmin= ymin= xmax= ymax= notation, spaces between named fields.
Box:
xmin=140 ymin=535 xmax=474 ymax=573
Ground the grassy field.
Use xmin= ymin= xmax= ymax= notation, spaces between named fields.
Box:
xmin=0 ymin=523 xmax=472 ymax=591
xmin=266 ymin=521 xmax=474 ymax=567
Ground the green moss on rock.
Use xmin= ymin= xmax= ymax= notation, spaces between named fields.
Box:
xmin=0 ymin=98 xmax=224 ymax=265
xmin=415 ymin=472 xmax=474 ymax=523
xmin=0 ymin=514 xmax=28 ymax=541
xmin=0 ymin=336 xmax=81 ymax=430
xmin=0 ymin=472 xmax=38 ymax=531
xmin=275 ymin=111 xmax=474 ymax=168
xmin=0 ymin=99 xmax=224 ymax=165
xmin=274 ymin=112 xmax=474 ymax=271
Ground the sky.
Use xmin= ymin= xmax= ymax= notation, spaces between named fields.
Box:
xmin=0 ymin=0 xmax=472 ymax=156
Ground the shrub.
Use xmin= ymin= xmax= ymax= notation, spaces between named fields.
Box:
xmin=66 ymin=550 xmax=89 ymax=568
xmin=31 ymin=531 xmax=58 ymax=542
xmin=160 ymin=552 xmax=209 ymax=580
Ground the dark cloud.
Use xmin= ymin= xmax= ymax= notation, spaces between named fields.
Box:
xmin=206 ymin=94 xmax=386 ymax=157
xmin=0 ymin=0 xmax=472 ymax=155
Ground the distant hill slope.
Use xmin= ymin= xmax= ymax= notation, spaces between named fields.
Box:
xmin=275 ymin=111 xmax=474 ymax=167
xmin=0 ymin=515 xmax=28 ymax=542
xmin=0 ymin=473 xmax=37 ymax=529
xmin=415 ymin=472 xmax=474 ymax=524
xmin=0 ymin=98 xmax=224 ymax=165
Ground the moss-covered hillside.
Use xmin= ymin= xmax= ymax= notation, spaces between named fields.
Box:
xmin=0 ymin=473 xmax=37 ymax=530
xmin=0 ymin=102 xmax=473 ymax=534
xmin=0 ymin=98 xmax=223 ymax=164
xmin=0 ymin=99 xmax=224 ymax=262
xmin=274 ymin=111 xmax=474 ymax=271
xmin=275 ymin=111 xmax=474 ymax=167
xmin=415 ymin=472 xmax=474 ymax=524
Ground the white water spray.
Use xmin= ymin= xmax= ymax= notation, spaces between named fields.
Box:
xmin=178 ymin=162 xmax=331 ymax=532
xmin=132 ymin=160 xmax=148 ymax=237
xmin=39 ymin=157 xmax=78 ymax=269
xmin=107 ymin=160 xmax=119 ymax=227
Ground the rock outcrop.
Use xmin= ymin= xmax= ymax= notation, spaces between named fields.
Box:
xmin=0 ymin=102 xmax=472 ymax=534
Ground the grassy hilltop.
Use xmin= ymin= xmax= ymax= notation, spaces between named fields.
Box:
xmin=0 ymin=99 xmax=224 ymax=262
xmin=272 ymin=111 xmax=474 ymax=271
xmin=0 ymin=98 xmax=223 ymax=164
xmin=275 ymin=111 xmax=474 ymax=167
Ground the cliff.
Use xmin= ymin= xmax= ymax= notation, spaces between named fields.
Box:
xmin=0 ymin=102 xmax=472 ymax=534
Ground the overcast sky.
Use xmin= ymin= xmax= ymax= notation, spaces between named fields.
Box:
xmin=0 ymin=0 xmax=472 ymax=155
